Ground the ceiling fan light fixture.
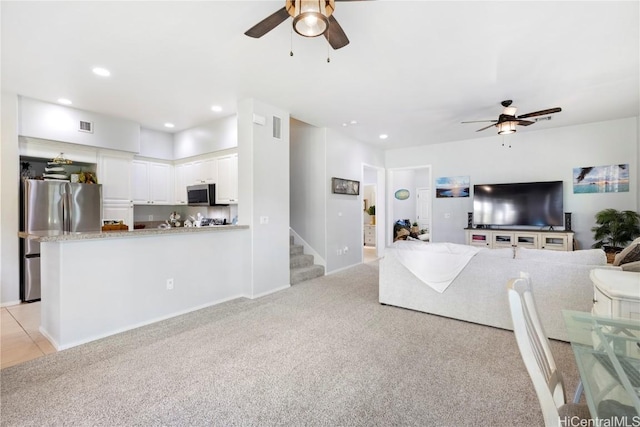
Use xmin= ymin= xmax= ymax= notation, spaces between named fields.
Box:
xmin=287 ymin=0 xmax=335 ymax=37
xmin=497 ymin=121 xmax=517 ymax=135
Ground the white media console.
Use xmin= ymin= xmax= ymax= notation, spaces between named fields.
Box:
xmin=465 ymin=228 xmax=574 ymax=251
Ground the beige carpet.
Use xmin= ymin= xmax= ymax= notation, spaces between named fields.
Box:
xmin=1 ymin=262 xmax=580 ymax=426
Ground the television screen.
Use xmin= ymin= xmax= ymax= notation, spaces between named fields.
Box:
xmin=473 ymin=181 xmax=564 ymax=227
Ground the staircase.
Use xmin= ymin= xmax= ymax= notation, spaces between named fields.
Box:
xmin=290 ymin=236 xmax=325 ymax=285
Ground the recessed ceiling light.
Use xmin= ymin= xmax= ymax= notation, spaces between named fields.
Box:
xmin=342 ymin=123 xmax=348 ymax=127
xmin=211 ymin=105 xmax=222 ymax=113
xmin=379 ymin=134 xmax=389 ymax=140
xmin=350 ymin=120 xmax=358 ymax=125
xmin=164 ymin=123 xmax=175 ymax=128
xmin=57 ymin=98 xmax=72 ymax=105
xmin=92 ymin=67 xmax=111 ymax=77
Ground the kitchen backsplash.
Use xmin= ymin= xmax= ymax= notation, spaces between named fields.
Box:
xmin=133 ymin=204 xmax=236 ymax=225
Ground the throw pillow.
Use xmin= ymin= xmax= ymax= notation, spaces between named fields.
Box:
xmin=613 ymin=237 xmax=640 ymax=266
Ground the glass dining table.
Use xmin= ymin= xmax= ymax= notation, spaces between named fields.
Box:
xmin=563 ymin=310 xmax=640 ymax=423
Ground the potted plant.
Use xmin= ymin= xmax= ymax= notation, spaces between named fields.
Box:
xmin=411 ymin=221 xmax=420 ymax=234
xmin=591 ymin=208 xmax=640 ymax=262
xmin=367 ymin=205 xmax=376 ymax=225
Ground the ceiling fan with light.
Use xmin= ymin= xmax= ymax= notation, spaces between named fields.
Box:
xmin=244 ymin=0 xmax=366 ymax=50
xmin=462 ymin=100 xmax=562 ymax=135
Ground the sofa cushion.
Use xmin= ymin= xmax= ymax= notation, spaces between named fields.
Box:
xmin=477 ymin=247 xmax=515 ymax=259
xmin=613 ymin=237 xmax=640 ymax=266
xmin=515 ymin=247 xmax=606 ymax=265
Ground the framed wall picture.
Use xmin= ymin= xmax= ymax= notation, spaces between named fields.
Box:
xmin=573 ymin=164 xmax=629 ymax=193
xmin=332 ymin=177 xmax=360 ymax=195
xmin=435 ymin=176 xmax=470 ymax=198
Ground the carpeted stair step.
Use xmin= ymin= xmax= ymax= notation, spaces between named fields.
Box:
xmin=290 ymin=264 xmax=325 ymax=285
xmin=291 ymin=253 xmax=314 ymax=268
xmin=290 ymin=244 xmax=304 ymax=256
xmin=289 ymin=234 xmax=324 ymax=285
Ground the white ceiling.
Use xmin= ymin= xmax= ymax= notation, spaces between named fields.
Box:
xmin=2 ymin=1 xmax=638 ymax=150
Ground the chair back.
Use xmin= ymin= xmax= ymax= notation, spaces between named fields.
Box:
xmin=507 ymin=273 xmax=567 ymax=427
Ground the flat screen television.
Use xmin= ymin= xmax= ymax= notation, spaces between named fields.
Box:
xmin=473 ymin=181 xmax=564 ymax=227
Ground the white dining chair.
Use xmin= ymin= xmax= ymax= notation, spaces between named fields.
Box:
xmin=507 ymin=273 xmax=591 ymax=427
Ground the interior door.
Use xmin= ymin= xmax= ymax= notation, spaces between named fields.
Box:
xmin=416 ymin=187 xmax=431 ymax=232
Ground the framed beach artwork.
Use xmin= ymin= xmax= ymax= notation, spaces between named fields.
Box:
xmin=573 ymin=164 xmax=629 ymax=193
xmin=435 ymin=176 xmax=470 ymax=198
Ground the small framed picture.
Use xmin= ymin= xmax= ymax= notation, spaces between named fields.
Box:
xmin=332 ymin=177 xmax=360 ymax=195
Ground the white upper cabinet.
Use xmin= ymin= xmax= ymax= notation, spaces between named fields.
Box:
xmin=98 ymin=150 xmax=134 ymax=227
xmin=174 ymin=163 xmax=188 ymax=205
xmin=216 ymin=154 xmax=238 ymax=204
xmin=98 ymin=151 xmax=133 ymax=204
xmin=190 ymin=157 xmax=217 ymax=184
xmin=132 ymin=159 xmax=173 ymax=205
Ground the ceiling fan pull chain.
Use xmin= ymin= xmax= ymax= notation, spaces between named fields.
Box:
xmin=290 ymin=27 xmax=294 ymax=57
xmin=327 ymin=32 xmax=331 ymax=63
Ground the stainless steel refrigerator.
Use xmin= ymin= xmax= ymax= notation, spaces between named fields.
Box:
xmin=20 ymin=179 xmax=102 ymax=301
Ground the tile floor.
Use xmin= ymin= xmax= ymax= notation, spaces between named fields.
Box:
xmin=364 ymin=246 xmax=378 ymax=263
xmin=1 ymin=302 xmax=56 ymax=369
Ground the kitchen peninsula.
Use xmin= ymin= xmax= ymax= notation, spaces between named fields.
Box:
xmin=19 ymin=225 xmax=251 ymax=350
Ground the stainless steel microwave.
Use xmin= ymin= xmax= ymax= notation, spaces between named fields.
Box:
xmin=187 ymin=184 xmax=228 ymax=206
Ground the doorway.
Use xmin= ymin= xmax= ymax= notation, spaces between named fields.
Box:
xmin=362 ymin=164 xmax=385 ymax=263
xmin=387 ymin=166 xmax=432 ymax=244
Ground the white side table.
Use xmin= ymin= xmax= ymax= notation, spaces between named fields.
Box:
xmin=590 ymin=268 xmax=640 ymax=320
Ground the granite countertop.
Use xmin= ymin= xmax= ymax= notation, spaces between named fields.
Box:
xmin=18 ymin=225 xmax=249 ymax=242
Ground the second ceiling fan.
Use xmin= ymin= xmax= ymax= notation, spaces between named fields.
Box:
xmin=244 ymin=0 xmax=367 ymax=50
xmin=462 ymin=100 xmax=562 ymax=135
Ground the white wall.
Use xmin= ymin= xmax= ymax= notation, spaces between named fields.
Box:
xmin=290 ymin=119 xmax=327 ymax=258
xmin=40 ymin=229 xmax=251 ymax=349
xmin=18 ymin=96 xmax=140 ymax=153
xmin=385 ymin=117 xmax=639 ymax=248
xmin=290 ymin=124 xmax=384 ymax=273
xmin=173 ymin=115 xmax=237 ymax=159
xmin=325 ymin=129 xmax=384 ymax=272
xmin=238 ymin=99 xmax=290 ymax=296
xmin=1 ymin=92 xmax=21 ymax=305
xmin=139 ymin=128 xmax=174 ymax=160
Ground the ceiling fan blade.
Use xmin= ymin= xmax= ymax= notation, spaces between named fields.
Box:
xmin=461 ymin=120 xmax=497 ymax=124
xmin=324 ymin=15 xmax=350 ymax=49
xmin=517 ymin=120 xmax=535 ymax=126
xmin=476 ymin=123 xmax=497 ymax=132
xmin=517 ymin=107 xmax=562 ymax=119
xmin=244 ymin=7 xmax=290 ymax=38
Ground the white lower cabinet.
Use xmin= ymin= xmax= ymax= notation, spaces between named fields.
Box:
xmin=364 ymin=225 xmax=376 ymax=246
xmin=103 ymin=203 xmax=133 ymax=229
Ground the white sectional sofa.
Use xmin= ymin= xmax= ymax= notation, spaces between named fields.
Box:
xmin=379 ymin=242 xmax=617 ymax=341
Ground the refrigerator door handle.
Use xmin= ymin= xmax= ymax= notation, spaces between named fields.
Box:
xmin=63 ymin=186 xmax=71 ymax=232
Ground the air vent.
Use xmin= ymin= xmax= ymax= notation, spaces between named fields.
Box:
xmin=78 ymin=120 xmax=94 ymax=133
xmin=272 ymin=116 xmax=282 ymax=140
